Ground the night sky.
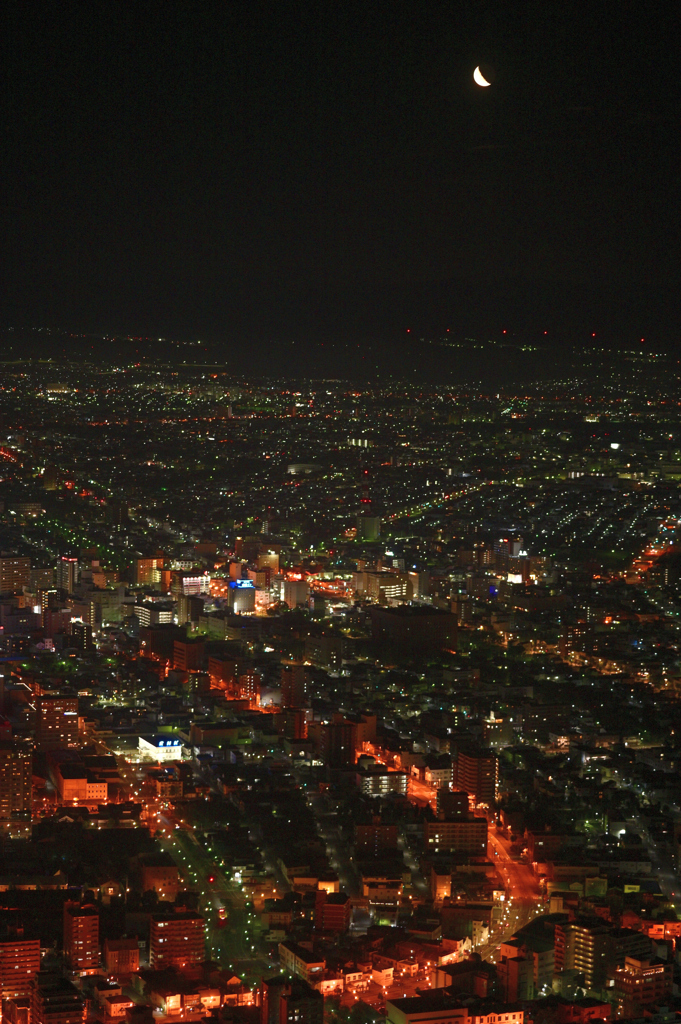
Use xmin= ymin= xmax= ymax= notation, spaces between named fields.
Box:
xmin=4 ymin=1 xmax=681 ymax=366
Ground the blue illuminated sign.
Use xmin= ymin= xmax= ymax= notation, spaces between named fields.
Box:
xmin=229 ymin=580 xmax=255 ymax=589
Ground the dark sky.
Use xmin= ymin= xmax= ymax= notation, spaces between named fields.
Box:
xmin=4 ymin=1 xmax=681 ymax=357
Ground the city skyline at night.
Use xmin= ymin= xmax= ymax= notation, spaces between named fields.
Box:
xmin=1 ymin=3 xmax=681 ymax=1022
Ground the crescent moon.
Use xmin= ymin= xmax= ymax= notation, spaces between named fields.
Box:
xmin=474 ymin=66 xmax=491 ymax=87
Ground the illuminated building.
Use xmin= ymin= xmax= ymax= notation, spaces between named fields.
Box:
xmin=35 ymin=696 xmax=79 ymax=751
xmin=43 ymin=609 xmax=72 ymax=636
xmin=139 ymin=624 xmax=184 ymax=662
xmin=610 ymin=956 xmax=672 ymax=1017
xmin=314 ymin=890 xmax=351 ymax=932
xmin=355 ymin=515 xmax=381 ymax=541
xmin=280 ymin=707 xmax=309 ymax=741
xmin=316 ymin=721 xmax=355 ymax=769
xmin=260 ymin=976 xmax=323 ymax=1024
xmin=71 ymin=621 xmax=93 ymax=651
xmin=282 ymin=579 xmax=309 ymax=608
xmin=423 ymin=815 xmax=487 ymax=855
xmin=138 ymin=736 xmax=183 ymax=762
xmin=356 ymin=769 xmax=408 ymax=796
xmin=173 ymin=637 xmax=205 ymax=671
xmin=139 ymin=855 xmax=180 ymax=901
xmin=0 ymin=922 xmax=40 ymax=1001
xmin=208 ymin=656 xmax=237 ymax=691
xmin=56 ymin=557 xmax=79 ymax=596
xmin=424 ymin=754 xmax=454 ymax=788
xmin=454 ymin=748 xmax=498 ymax=806
xmin=31 ymin=972 xmax=85 ymax=1024
xmin=385 ymin=996 xmax=523 ymax=1024
xmin=303 ymin=635 xmax=343 ymax=670
xmin=257 ymin=548 xmax=280 ymax=572
xmin=149 ymin=912 xmax=204 ymax=971
xmin=247 ymin=567 xmax=270 ymax=588
xmin=103 ymin=938 xmax=140 ymax=979
xmin=63 ymin=901 xmax=99 ymax=975
xmin=42 ymin=465 xmax=58 ymax=491
xmin=136 ymin=603 xmax=173 ymax=627
xmin=177 ymin=594 xmax=203 ymax=625
xmin=277 ymin=942 xmax=325 ymax=986
xmin=133 ymin=556 xmax=164 ymax=587
xmin=281 ymin=663 xmax=310 ymax=708
xmin=55 ymin=764 xmax=108 ymax=804
xmin=360 ymin=863 xmax=403 ymax=918
xmin=0 ymin=557 xmax=31 ymax=594
xmin=497 ymin=945 xmax=535 ymax=1001
xmin=559 ymin=623 xmax=594 ymax=658
xmin=3 ymin=996 xmax=31 ymax=1024
xmin=355 ymin=821 xmax=398 ymax=856
xmin=364 ymin=571 xmax=411 ymax=603
xmin=554 ymin=919 xmax=614 ymax=989
xmin=172 ymin=573 xmax=210 ymax=596
xmin=238 ymin=671 xmax=261 ymax=706
xmin=0 ymin=739 xmax=32 ymax=832
xmin=228 ymin=579 xmax=256 ymax=613
xmin=436 ymin=790 xmax=469 ymax=818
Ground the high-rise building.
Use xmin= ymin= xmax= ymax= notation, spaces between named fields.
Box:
xmin=281 ymin=663 xmax=310 ymax=708
xmin=133 ymin=556 xmax=164 ymax=587
xmin=63 ymin=902 xmax=99 ymax=975
xmin=106 ymin=499 xmax=129 ymax=532
xmin=71 ymin=622 xmax=94 ymax=651
xmin=35 ymin=695 xmax=79 ymax=750
xmin=56 ymin=557 xmax=79 ymax=596
xmin=423 ymin=814 xmax=488 ymax=855
xmin=149 ymin=912 xmax=204 ymax=971
xmin=260 ymin=977 xmax=323 ymax=1024
xmin=498 ymin=944 xmax=535 ymax=1001
xmin=42 ymin=465 xmax=59 ymax=491
xmin=554 ymin=918 xmax=614 ymax=989
xmin=35 ymin=588 xmax=59 ymax=620
xmin=355 ymin=821 xmax=398 ymax=857
xmin=454 ymin=748 xmax=498 ymax=806
xmin=0 ymin=921 xmax=40 ymax=1001
xmin=0 ymin=557 xmax=31 ymax=594
xmin=0 ymin=739 xmax=32 ymax=832
xmin=228 ymin=579 xmax=256 ymax=613
xmin=136 ymin=603 xmax=174 ymax=628
xmin=139 ymin=855 xmax=180 ymax=901
xmin=610 ymin=956 xmax=673 ymax=1017
xmin=238 ymin=671 xmax=261 ymax=707
xmin=103 ymin=937 xmax=140 ymax=979
xmin=31 ymin=972 xmax=86 ymax=1024
xmin=173 ymin=638 xmax=205 ymax=672
xmin=3 ymin=995 xmax=31 ymax=1024
xmin=177 ymin=594 xmax=204 ymax=626
xmin=282 ymin=580 xmax=309 ymax=608
xmin=314 ymin=890 xmax=351 ymax=933
xmin=257 ymin=548 xmax=280 ymax=572
xmin=355 ymin=516 xmax=381 ymax=541
xmin=364 ymin=571 xmax=411 ymax=603
xmin=316 ymin=721 xmax=355 ymax=769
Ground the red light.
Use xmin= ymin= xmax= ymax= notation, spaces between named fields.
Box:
xmin=406 ymin=329 xmax=410 ymax=332
xmin=592 ymin=333 xmax=596 ymax=337
xmin=503 ymin=330 xmax=506 ymax=334
xmin=208 ymin=875 xmax=215 ymax=883
xmin=544 ymin=331 xmax=547 ymax=334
